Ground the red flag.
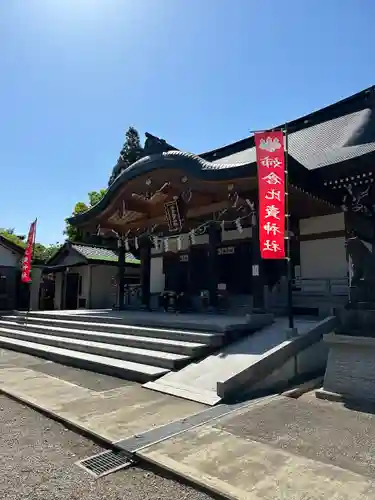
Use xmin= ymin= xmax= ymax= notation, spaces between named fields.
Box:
xmin=254 ymin=131 xmax=286 ymax=259
xmin=21 ymin=219 xmax=37 ymax=283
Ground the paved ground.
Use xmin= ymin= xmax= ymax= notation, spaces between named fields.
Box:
xmin=4 ymin=348 xmax=375 ymax=499
xmin=0 ymin=394 xmax=214 ymax=500
xmin=140 ymin=392 xmax=375 ymax=499
xmin=216 ymin=391 xmax=375 ymax=478
xmin=0 ymin=349 xmax=206 ymax=443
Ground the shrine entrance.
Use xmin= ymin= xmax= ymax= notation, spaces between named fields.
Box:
xmin=163 ymin=252 xmax=190 ymax=293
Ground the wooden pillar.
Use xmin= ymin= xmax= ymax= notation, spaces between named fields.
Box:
xmin=251 ymin=210 xmax=265 ymax=311
xmin=207 ymin=225 xmax=221 ymax=309
xmin=140 ymin=237 xmax=152 ymax=310
xmin=87 ymin=265 xmax=93 ymax=309
xmin=30 ymin=267 xmax=42 ymax=310
xmin=117 ymin=239 xmax=126 ymax=310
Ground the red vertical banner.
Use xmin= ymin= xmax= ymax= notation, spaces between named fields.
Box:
xmin=21 ymin=220 xmax=37 ymax=283
xmin=254 ymin=131 xmax=286 ymax=259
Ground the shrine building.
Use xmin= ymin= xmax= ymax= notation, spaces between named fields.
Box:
xmin=68 ymin=86 xmax=375 ymax=313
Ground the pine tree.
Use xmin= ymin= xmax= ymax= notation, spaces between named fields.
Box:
xmin=108 ymin=126 xmax=143 ymax=186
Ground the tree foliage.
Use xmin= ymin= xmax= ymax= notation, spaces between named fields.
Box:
xmin=0 ymin=228 xmax=61 ymax=263
xmin=64 ymin=189 xmax=107 ymax=242
xmin=88 ymin=189 xmax=107 ymax=207
xmin=65 ymin=127 xmax=143 ymax=243
xmin=108 ymin=126 xmax=143 ymax=185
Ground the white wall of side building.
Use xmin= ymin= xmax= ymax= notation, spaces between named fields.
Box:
xmin=299 ymin=213 xmax=347 ymax=279
xmin=53 ymin=265 xmax=118 ymax=309
xmin=0 ymin=243 xmax=21 ymax=267
xmin=90 ymin=265 xmax=117 ymax=309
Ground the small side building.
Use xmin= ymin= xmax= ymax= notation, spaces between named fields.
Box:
xmin=35 ymin=241 xmax=140 ymax=311
xmin=0 ymin=235 xmax=27 ymax=311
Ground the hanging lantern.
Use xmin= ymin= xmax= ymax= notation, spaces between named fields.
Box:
xmin=164 ymin=238 xmax=169 ymax=252
xmin=134 ymin=237 xmax=139 ymax=250
xmin=124 ymin=238 xmax=130 ymax=251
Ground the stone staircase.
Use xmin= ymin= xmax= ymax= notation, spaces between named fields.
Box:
xmin=0 ymin=311 xmax=225 ymax=383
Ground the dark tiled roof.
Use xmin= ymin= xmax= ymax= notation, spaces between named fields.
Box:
xmin=204 ymin=86 xmax=375 ymax=171
xmin=71 ymin=244 xmax=140 ymax=264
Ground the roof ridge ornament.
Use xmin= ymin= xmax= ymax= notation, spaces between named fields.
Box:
xmin=143 ymin=132 xmax=177 ymax=155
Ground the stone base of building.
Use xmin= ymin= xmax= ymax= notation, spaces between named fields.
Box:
xmin=318 ymin=333 xmax=375 ymax=405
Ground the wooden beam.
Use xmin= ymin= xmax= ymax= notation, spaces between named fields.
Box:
xmin=94 ymin=200 xmax=228 ymax=234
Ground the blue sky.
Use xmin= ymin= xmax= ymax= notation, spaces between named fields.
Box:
xmin=0 ymin=0 xmax=374 ymax=244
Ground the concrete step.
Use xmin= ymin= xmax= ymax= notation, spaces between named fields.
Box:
xmin=0 ymin=335 xmax=168 ymax=382
xmin=0 ymin=320 xmax=207 ymax=357
xmin=8 ymin=315 xmax=222 ymax=345
xmin=18 ymin=310 xmax=267 ymax=334
xmin=0 ymin=327 xmax=189 ymax=370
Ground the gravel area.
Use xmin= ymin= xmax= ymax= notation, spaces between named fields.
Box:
xmin=0 ymin=395 xmax=215 ymax=500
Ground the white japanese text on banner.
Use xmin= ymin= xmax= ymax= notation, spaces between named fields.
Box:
xmin=254 ymin=131 xmax=286 ymax=259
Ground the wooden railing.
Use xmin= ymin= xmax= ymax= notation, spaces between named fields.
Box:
xmin=293 ymin=277 xmax=349 ymax=296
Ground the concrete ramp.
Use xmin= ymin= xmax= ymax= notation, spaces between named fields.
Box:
xmin=145 ymin=316 xmax=337 ymax=405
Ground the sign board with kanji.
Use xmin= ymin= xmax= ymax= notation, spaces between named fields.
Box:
xmin=164 ymin=199 xmax=183 ymax=232
xmin=255 ymin=131 xmax=286 ymax=259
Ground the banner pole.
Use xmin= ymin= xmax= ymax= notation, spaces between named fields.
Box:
xmin=284 ymin=127 xmax=294 ymax=329
xmin=27 ymin=219 xmax=37 ymax=317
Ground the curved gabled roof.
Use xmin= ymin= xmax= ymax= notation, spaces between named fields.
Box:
xmin=68 ymin=150 xmax=255 ymax=226
xmin=69 ymin=86 xmax=375 ymax=228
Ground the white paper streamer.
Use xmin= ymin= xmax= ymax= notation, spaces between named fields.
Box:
xmin=152 ymin=236 xmax=159 ymax=251
xmin=177 ymin=236 xmax=182 ymax=251
xmin=190 ymin=230 xmax=196 ymax=245
xmin=235 ymin=218 xmax=243 ymax=234
xmin=221 ymin=220 xmax=225 ymax=239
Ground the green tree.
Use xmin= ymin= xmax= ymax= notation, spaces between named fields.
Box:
xmin=64 ymin=190 xmax=107 ymax=242
xmin=108 ymin=126 xmax=143 ymax=185
xmin=0 ymin=228 xmax=25 ymax=248
xmin=35 ymin=242 xmax=62 ymax=261
xmin=88 ymin=189 xmax=107 ymax=207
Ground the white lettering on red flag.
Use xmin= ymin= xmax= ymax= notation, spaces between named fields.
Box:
xmin=21 ymin=220 xmax=37 ymax=283
xmin=255 ymin=131 xmax=285 ymax=259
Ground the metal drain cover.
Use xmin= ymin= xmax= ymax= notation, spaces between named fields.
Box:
xmin=77 ymin=449 xmax=134 ymax=478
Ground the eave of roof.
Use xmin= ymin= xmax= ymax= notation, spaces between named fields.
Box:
xmin=68 ymin=150 xmax=257 ymax=226
xmin=0 ymin=235 xmax=25 ymax=255
xmin=46 ymin=241 xmax=140 ymax=265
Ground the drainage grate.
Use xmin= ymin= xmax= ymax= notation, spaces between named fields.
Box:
xmin=76 ymin=449 xmax=135 ymax=478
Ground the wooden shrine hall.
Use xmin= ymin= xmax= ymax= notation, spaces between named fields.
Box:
xmin=69 ymin=86 xmax=375 ymax=312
